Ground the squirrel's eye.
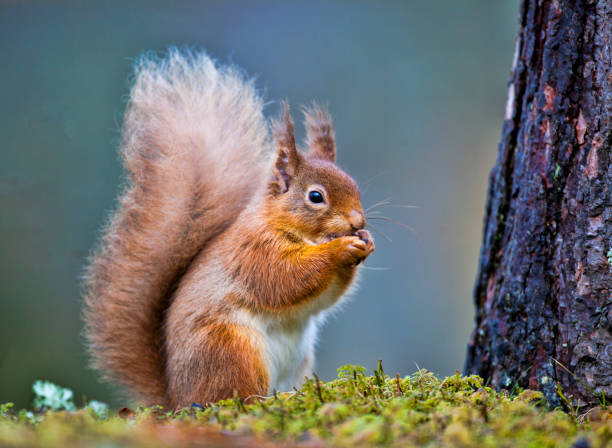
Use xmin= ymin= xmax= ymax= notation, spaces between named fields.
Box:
xmin=308 ymin=190 xmax=324 ymax=204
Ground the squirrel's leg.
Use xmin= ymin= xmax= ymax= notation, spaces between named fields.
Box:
xmin=165 ymin=320 xmax=269 ymax=409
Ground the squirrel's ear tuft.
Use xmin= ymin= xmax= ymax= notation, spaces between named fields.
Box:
xmin=304 ymin=103 xmax=336 ymax=163
xmin=270 ymin=101 xmax=300 ymax=195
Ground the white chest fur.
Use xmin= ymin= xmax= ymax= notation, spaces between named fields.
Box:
xmin=262 ymin=316 xmax=319 ymax=392
xmin=232 ymin=273 xmax=360 ymax=393
xmin=231 ymin=309 xmax=320 ymax=392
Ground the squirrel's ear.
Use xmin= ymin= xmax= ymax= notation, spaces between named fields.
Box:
xmin=304 ymin=103 xmax=336 ymax=163
xmin=270 ymin=101 xmax=300 ymax=195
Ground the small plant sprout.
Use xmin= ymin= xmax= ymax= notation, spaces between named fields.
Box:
xmin=32 ymin=381 xmax=76 ymax=412
xmin=0 ymin=403 xmax=14 ymax=417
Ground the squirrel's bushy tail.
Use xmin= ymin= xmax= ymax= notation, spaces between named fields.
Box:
xmin=83 ymin=49 xmax=272 ymax=405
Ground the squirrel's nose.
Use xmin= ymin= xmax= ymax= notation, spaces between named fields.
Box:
xmin=348 ymin=209 xmax=366 ymax=231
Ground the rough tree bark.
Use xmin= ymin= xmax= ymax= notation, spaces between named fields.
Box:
xmin=465 ymin=0 xmax=611 ymax=408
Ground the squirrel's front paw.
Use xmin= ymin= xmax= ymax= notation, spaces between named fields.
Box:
xmin=356 ymin=229 xmax=375 ymax=253
xmin=337 ymin=232 xmax=374 ymax=266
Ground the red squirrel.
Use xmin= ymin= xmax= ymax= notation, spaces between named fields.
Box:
xmin=84 ymin=49 xmax=374 ymax=409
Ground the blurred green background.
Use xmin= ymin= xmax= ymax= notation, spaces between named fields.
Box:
xmin=1 ymin=0 xmax=519 ymax=408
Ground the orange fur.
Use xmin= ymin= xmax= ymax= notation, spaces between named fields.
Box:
xmin=165 ymin=320 xmax=269 ymax=408
xmin=84 ymin=49 xmax=374 ymax=409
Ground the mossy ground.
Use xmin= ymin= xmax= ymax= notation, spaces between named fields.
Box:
xmin=1 ymin=365 xmax=610 ymax=447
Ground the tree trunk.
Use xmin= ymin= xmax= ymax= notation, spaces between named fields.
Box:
xmin=465 ymin=0 xmax=611 ymax=408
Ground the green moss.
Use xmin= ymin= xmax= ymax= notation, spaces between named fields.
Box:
xmin=1 ymin=366 xmax=610 ymax=447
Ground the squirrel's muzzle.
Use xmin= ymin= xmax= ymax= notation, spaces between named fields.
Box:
xmin=348 ymin=209 xmax=366 ymax=231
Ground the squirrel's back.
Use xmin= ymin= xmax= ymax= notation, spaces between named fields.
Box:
xmin=83 ymin=49 xmax=272 ymax=404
